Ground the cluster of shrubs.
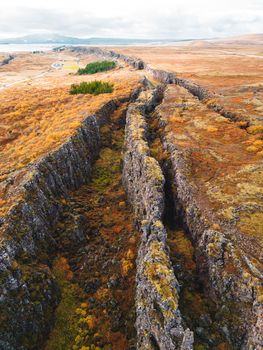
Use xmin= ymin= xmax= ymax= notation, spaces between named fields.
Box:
xmin=77 ymin=60 xmax=116 ymax=75
xmin=69 ymin=81 xmax=114 ymax=95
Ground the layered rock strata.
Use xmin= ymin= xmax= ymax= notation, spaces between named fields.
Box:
xmin=123 ymin=87 xmax=194 ymax=350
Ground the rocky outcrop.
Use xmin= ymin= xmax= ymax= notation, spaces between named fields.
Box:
xmin=144 ymin=65 xmax=254 ymax=126
xmin=123 ymin=88 xmax=193 ymax=350
xmin=145 ymin=66 xmax=212 ymax=100
xmin=0 ymin=55 xmax=14 ymax=66
xmin=0 ymin=97 xmax=132 ymax=349
xmin=70 ymin=46 xmax=145 ymax=70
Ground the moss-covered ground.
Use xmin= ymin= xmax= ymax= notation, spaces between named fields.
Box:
xmin=45 ymin=103 xmax=139 ymax=350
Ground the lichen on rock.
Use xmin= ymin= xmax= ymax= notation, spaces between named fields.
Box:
xmin=122 ymin=87 xmax=193 ymax=349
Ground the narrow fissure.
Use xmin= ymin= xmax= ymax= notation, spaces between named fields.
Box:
xmin=146 ymin=96 xmax=234 ymax=350
xmin=44 ymin=102 xmax=139 ymax=350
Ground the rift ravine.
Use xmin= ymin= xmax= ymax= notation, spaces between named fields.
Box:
xmin=0 ymin=95 xmax=139 ymax=350
xmin=1 ymin=46 xmax=261 ymax=347
xmin=121 ymin=83 xmax=233 ymax=349
xmin=122 ymin=87 xmax=193 ymax=350
xmin=44 ymin=84 xmax=229 ymax=349
xmin=146 ymin=101 xmax=233 ymax=350
xmin=44 ymin=87 xmax=193 ymax=350
xmin=44 ymin=103 xmax=139 ymax=349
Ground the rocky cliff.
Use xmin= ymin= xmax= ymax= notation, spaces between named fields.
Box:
xmin=123 ymin=87 xmax=194 ymax=350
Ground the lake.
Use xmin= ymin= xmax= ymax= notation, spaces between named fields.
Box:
xmin=0 ymin=44 xmax=61 ymax=53
xmin=0 ymin=40 xmax=192 ymax=53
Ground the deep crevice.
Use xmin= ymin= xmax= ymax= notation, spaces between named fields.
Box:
xmin=44 ymin=101 xmax=138 ymax=350
xmin=146 ymin=94 xmax=234 ymax=350
xmin=149 ymin=334 xmax=161 ymax=350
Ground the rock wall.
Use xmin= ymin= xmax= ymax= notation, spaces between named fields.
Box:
xmin=122 ymin=88 xmax=193 ymax=350
xmin=0 ymin=97 xmax=131 ymax=349
xmin=144 ymin=66 xmax=212 ymax=100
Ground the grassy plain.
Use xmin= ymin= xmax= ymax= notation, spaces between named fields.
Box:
xmin=114 ymin=36 xmax=263 ymax=127
xmin=0 ymin=49 xmax=140 ymax=217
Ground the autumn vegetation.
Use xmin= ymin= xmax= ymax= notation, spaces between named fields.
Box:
xmin=70 ymin=81 xmax=114 ymax=95
xmin=77 ymin=61 xmax=116 ymax=75
xmin=0 ymin=70 xmax=140 ymax=217
xmin=117 ymin=45 xmax=263 ymax=128
xmin=45 ymin=104 xmax=138 ymax=350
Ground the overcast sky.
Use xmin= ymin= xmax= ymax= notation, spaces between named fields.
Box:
xmin=0 ymin=0 xmax=262 ymax=39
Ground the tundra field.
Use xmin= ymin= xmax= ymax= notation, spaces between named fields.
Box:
xmin=0 ymin=35 xmax=262 ymax=350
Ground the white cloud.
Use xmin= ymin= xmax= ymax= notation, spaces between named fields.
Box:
xmin=0 ymin=0 xmax=262 ymax=39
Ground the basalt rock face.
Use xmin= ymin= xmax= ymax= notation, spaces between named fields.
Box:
xmin=155 ymin=98 xmax=263 ymax=350
xmin=0 ymin=98 xmax=128 ymax=349
xmin=123 ymin=88 xmax=194 ymax=350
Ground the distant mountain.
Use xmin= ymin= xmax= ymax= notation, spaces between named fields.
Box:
xmin=188 ymin=40 xmax=215 ymax=48
xmin=0 ymin=34 xmax=91 ymax=44
xmin=0 ymin=34 xmax=188 ymax=45
xmin=3 ymin=33 xmax=261 ymax=47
